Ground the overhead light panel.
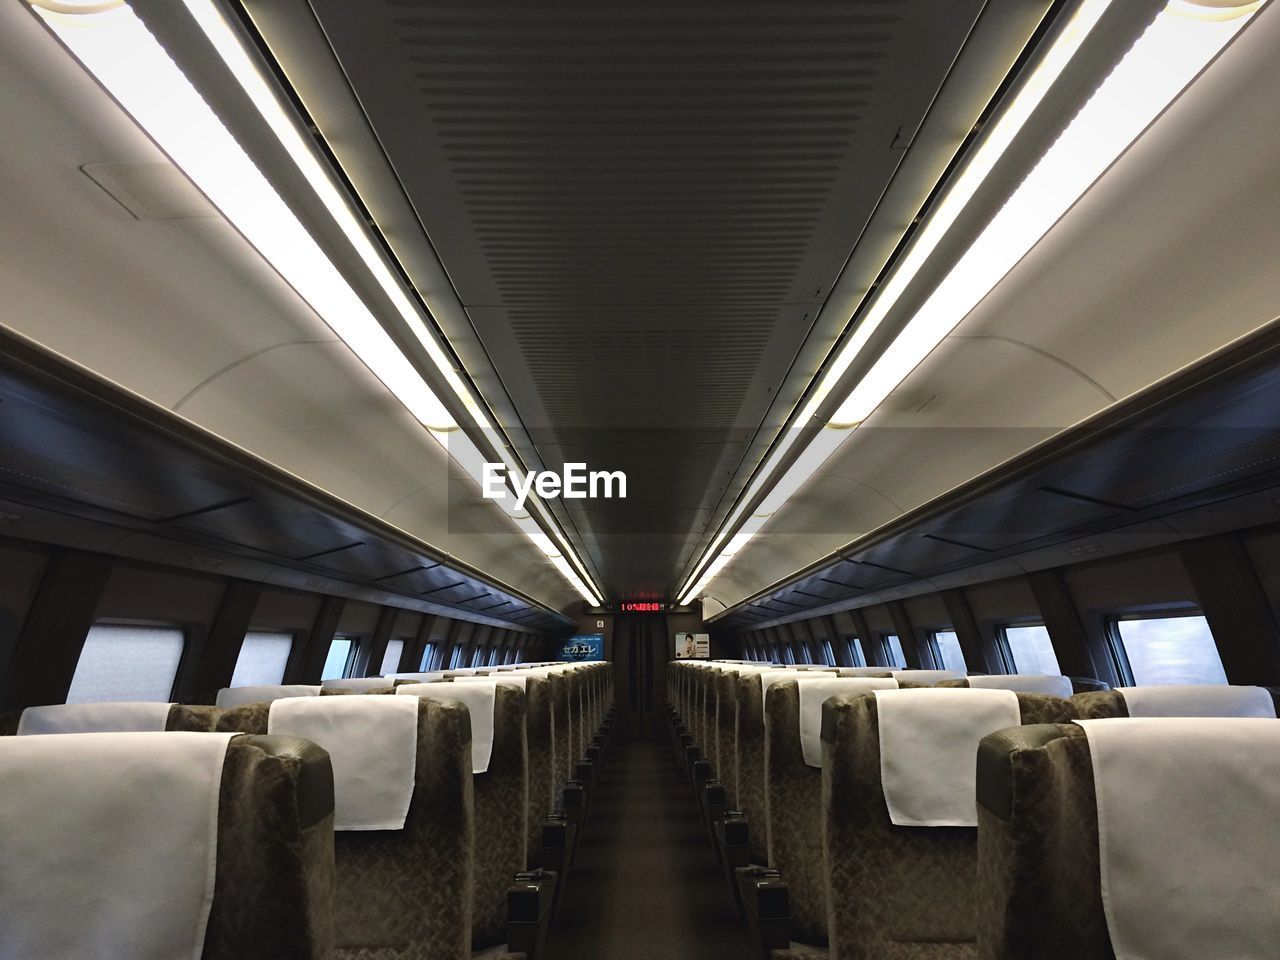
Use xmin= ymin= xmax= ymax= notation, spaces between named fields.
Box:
xmin=681 ymin=0 xmax=1262 ymax=602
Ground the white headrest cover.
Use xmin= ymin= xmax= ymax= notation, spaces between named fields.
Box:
xmin=17 ymin=702 xmax=173 ymax=735
xmin=385 ymin=671 xmax=447 ymax=682
xmin=840 ymin=666 xmax=895 ymax=677
xmin=798 ymin=677 xmax=898 ymax=767
xmin=1118 ymin=685 xmax=1277 ymax=718
xmin=0 ymin=731 xmax=235 ymax=960
xmin=269 ymin=696 xmax=418 ymax=830
xmin=890 ymin=669 xmax=966 ymax=684
xmin=455 ymin=673 xmax=527 ymax=693
xmin=398 ymin=680 xmax=499 ymax=774
xmin=1076 ymin=717 xmax=1280 ymax=960
xmin=320 ymin=677 xmax=392 ymax=692
xmin=875 ymin=687 xmax=1020 ymax=827
xmin=215 ymin=684 xmax=320 ymax=709
xmin=969 ymin=674 xmax=1073 ymax=697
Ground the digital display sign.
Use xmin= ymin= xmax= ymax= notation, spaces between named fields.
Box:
xmin=583 ymin=600 xmax=700 ymax=615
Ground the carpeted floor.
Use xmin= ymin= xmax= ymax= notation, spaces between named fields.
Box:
xmin=544 ymin=736 xmax=757 ymax=960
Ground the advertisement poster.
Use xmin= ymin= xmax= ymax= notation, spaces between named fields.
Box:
xmin=558 ymin=634 xmax=604 ymax=662
xmin=674 ymin=632 xmax=711 ymax=659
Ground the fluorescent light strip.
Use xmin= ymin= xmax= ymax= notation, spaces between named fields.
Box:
xmin=676 ymin=0 xmax=1117 ymax=601
xmin=831 ymin=1 xmax=1259 ymax=426
xmin=173 ymin=0 xmax=603 ymax=600
xmin=680 ymin=0 xmax=1260 ymax=604
xmin=33 ymin=1 xmax=602 ymax=603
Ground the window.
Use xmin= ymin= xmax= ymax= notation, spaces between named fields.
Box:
xmin=822 ymin=639 xmax=836 ymax=666
xmin=66 ymin=623 xmax=185 ymax=703
xmin=932 ymin=630 xmax=967 ymax=671
xmin=419 ymin=642 xmax=437 ymax=671
xmin=379 ymin=639 xmax=405 ymax=675
xmin=470 ymin=646 xmax=485 ymax=668
xmin=514 ymin=647 xmax=524 ymax=664
xmin=321 ymin=636 xmax=355 ymax=681
xmin=882 ymin=634 xmax=906 ymax=668
xmin=448 ymin=645 xmax=464 ymax=669
xmin=231 ymin=630 xmax=293 ymax=687
xmin=845 ymin=637 xmax=867 ymax=667
xmin=781 ymin=644 xmax=796 ymax=665
xmin=1110 ymin=614 xmax=1227 ymax=685
xmin=1002 ymin=624 xmax=1061 ymax=675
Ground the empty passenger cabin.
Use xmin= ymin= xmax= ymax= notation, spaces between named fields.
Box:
xmin=3 ymin=1 xmax=1280 ymax=958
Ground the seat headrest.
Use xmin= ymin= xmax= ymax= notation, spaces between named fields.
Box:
xmin=1118 ymin=685 xmax=1277 ymax=718
xmin=798 ymin=677 xmax=898 ymax=767
xmin=969 ymin=674 xmax=1073 ymax=697
xmin=455 ymin=673 xmax=527 ymax=693
xmin=758 ymin=669 xmax=805 ymax=709
xmin=1075 ymin=717 xmax=1280 ymax=960
xmin=840 ymin=667 xmax=896 ymax=677
xmin=268 ymin=696 xmax=419 ymax=830
xmin=385 ymin=671 xmax=447 ymax=682
xmin=215 ymin=684 xmax=320 ymax=709
xmin=397 ymin=680 xmax=500 ymax=773
xmin=17 ymin=701 xmax=174 ymax=735
xmin=875 ymin=687 xmax=1021 ymax=827
xmin=321 ymin=677 xmax=394 ymax=692
xmin=891 ymin=669 xmax=966 ymax=684
xmin=0 ymin=731 xmax=237 ymax=960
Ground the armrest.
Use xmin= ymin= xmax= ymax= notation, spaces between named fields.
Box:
xmin=507 ymin=869 xmax=556 ymax=960
xmin=736 ymin=866 xmax=790 ymax=955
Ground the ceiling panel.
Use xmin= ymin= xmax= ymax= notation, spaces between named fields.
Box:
xmin=305 ymin=0 xmax=990 ymax=595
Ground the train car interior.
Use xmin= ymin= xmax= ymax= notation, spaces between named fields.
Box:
xmin=2 ymin=0 xmax=1279 ymax=958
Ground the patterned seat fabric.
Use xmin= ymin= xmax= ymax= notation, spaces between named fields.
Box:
xmin=471 ymin=684 xmax=529 ymax=950
xmin=736 ymin=671 xmax=771 ymax=866
xmin=525 ymin=676 xmax=556 ymax=868
xmin=820 ymin=693 xmax=1077 ymax=959
xmin=974 ymin=724 xmax=1113 ymax=960
xmin=716 ymin=670 xmax=739 ymax=807
xmin=764 ymin=681 xmax=827 ymax=947
xmin=218 ymin=698 xmax=474 ymax=960
xmin=204 ymin=734 xmax=337 ymax=960
xmin=548 ymin=674 xmax=572 ymax=801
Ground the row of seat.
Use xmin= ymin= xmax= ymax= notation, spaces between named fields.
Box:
xmin=0 ymin=660 xmax=615 ymax=960
xmin=667 ymin=659 xmax=1280 ymax=959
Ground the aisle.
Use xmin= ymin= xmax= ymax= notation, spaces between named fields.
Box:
xmin=544 ymin=737 xmax=757 ymax=960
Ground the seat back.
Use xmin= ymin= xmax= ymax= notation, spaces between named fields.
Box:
xmin=218 ymin=698 xmax=473 ymax=960
xmin=523 ymin=675 xmax=556 ymax=862
xmin=762 ymin=676 xmax=895 ymax=946
xmin=977 ymin=719 xmax=1280 ymax=960
xmin=821 ymin=689 xmax=1075 ymax=958
xmin=734 ymin=670 xmax=774 ymax=865
xmin=400 ymin=680 xmax=528 ymax=950
xmin=714 ymin=668 xmax=740 ymax=802
xmin=0 ymin=731 xmax=335 ymax=960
